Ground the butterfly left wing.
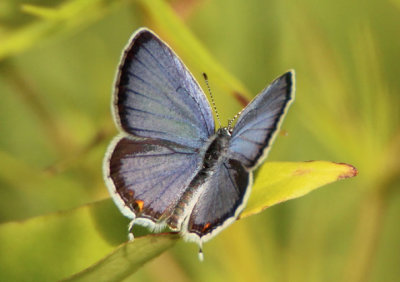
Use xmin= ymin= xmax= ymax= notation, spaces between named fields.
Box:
xmin=183 ymin=158 xmax=251 ymax=244
xmin=229 ymin=71 xmax=295 ymax=169
xmin=104 ymin=28 xmax=215 ymax=232
xmin=114 ymin=28 xmax=214 ymax=149
xmin=104 ymin=136 xmax=202 ymax=229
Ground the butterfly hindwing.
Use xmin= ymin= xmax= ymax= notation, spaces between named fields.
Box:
xmin=115 ymin=29 xmax=215 ymax=149
xmin=105 ymin=136 xmax=202 ymax=227
xmin=229 ymin=71 xmax=294 ymax=169
xmin=184 ymin=158 xmax=251 ymax=242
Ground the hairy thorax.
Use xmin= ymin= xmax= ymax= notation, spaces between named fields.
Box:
xmin=202 ymin=128 xmax=231 ymax=174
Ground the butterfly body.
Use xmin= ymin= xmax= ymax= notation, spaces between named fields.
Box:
xmin=103 ymin=28 xmax=295 ymax=255
xmin=167 ymin=127 xmax=240 ymax=231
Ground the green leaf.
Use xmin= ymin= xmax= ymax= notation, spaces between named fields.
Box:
xmin=0 ymin=199 xmax=129 ymax=281
xmin=0 ymin=196 xmax=178 ymax=281
xmin=63 ymin=233 xmax=178 ymax=282
xmin=242 ymin=161 xmax=358 ymax=218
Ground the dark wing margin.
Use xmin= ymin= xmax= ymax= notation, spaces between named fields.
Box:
xmin=183 ymin=159 xmax=251 ymax=243
xmin=114 ymin=28 xmax=215 ymax=149
xmin=229 ymin=70 xmax=295 ymax=169
xmin=104 ymin=136 xmax=202 ymax=226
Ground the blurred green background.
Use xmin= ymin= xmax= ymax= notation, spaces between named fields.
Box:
xmin=0 ymin=0 xmax=399 ymax=281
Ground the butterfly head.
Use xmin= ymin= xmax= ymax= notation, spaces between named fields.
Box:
xmin=217 ymin=127 xmax=231 ymax=137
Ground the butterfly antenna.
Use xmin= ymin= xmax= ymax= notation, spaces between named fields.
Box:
xmin=227 ymin=108 xmax=244 ymax=131
xmin=203 ymin=73 xmax=222 ymax=128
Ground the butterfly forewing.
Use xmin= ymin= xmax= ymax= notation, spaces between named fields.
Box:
xmin=229 ymin=71 xmax=294 ymax=169
xmin=115 ymin=29 xmax=215 ymax=149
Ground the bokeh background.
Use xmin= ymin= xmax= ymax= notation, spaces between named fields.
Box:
xmin=0 ymin=0 xmax=399 ymax=281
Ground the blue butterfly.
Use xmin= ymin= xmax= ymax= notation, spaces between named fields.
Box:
xmin=103 ymin=28 xmax=295 ymax=259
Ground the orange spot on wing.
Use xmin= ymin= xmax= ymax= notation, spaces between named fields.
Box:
xmin=135 ymin=200 xmax=144 ymax=212
xmin=203 ymin=223 xmax=211 ymax=231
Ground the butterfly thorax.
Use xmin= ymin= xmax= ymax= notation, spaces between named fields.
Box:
xmin=167 ymin=128 xmax=231 ymax=230
xmin=203 ymin=128 xmax=231 ymax=170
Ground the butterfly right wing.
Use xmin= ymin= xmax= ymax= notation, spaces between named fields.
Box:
xmin=229 ymin=71 xmax=295 ymax=169
xmin=104 ymin=136 xmax=202 ymax=229
xmin=181 ymin=72 xmax=294 ymax=247
xmin=183 ymin=158 xmax=251 ymax=245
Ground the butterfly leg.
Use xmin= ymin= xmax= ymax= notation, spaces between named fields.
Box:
xmin=128 ymin=219 xmax=135 ymax=241
xmin=198 ymin=240 xmax=204 ymax=261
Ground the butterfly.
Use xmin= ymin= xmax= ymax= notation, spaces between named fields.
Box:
xmin=103 ymin=28 xmax=295 ymax=260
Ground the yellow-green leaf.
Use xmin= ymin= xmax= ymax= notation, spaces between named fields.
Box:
xmin=0 ymin=199 xmax=128 ymax=281
xmin=242 ymin=161 xmax=358 ymax=218
xmin=0 ymin=197 xmax=178 ymax=281
xmin=63 ymin=233 xmax=178 ymax=282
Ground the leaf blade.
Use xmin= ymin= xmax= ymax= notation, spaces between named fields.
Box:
xmin=63 ymin=233 xmax=178 ymax=282
xmin=0 ymin=199 xmax=127 ymax=281
xmin=242 ymin=161 xmax=358 ymax=218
